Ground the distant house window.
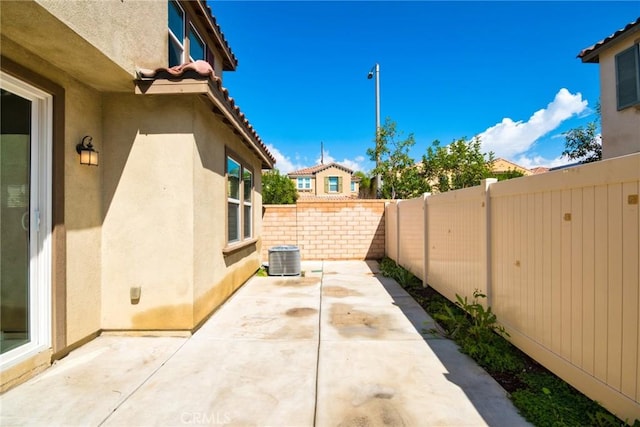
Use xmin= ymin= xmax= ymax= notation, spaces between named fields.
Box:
xmin=297 ymin=177 xmax=311 ymax=190
xmin=327 ymin=176 xmax=341 ymax=193
xmin=615 ymin=44 xmax=640 ymax=110
xmin=227 ymin=156 xmax=253 ymax=244
xmin=351 ymin=181 xmax=356 ymax=192
xmin=168 ymin=0 xmax=212 ymax=68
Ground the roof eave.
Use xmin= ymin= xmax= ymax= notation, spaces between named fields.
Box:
xmin=191 ymin=0 xmax=238 ymax=71
xmin=578 ymin=20 xmax=640 ymax=63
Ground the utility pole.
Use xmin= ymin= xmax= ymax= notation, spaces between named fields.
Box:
xmin=368 ymin=63 xmax=381 ymax=198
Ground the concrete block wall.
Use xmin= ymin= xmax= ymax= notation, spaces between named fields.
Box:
xmin=261 ymin=200 xmax=385 ymax=261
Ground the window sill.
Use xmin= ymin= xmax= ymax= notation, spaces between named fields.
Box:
xmin=223 ymin=238 xmax=258 ymax=256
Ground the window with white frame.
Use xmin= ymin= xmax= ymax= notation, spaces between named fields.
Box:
xmin=188 ymin=24 xmax=205 ymax=62
xmin=243 ymin=169 xmax=253 ymax=239
xmin=351 ymin=181 xmax=356 ymax=192
xmin=297 ymin=177 xmax=311 ymax=190
xmin=227 ymin=157 xmax=241 ymax=243
xmin=168 ymin=0 xmax=185 ymax=67
xmin=168 ymin=0 xmax=212 ymax=68
xmin=615 ymin=44 xmax=640 ymax=110
xmin=227 ymin=156 xmax=253 ymax=244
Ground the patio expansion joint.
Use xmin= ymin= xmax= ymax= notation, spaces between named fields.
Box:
xmin=96 ymin=337 xmax=191 ymax=426
xmin=312 ymin=260 xmax=324 ymax=427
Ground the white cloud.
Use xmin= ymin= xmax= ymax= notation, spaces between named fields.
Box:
xmin=477 ymin=88 xmax=588 ymax=159
xmin=515 ymin=154 xmax=572 ymax=169
xmin=316 ymin=151 xmax=367 ymax=172
xmin=267 ymin=145 xmax=368 ymax=174
xmin=266 ymin=144 xmax=304 ymax=174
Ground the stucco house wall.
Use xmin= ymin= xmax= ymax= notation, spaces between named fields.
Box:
xmin=597 ymin=37 xmax=640 ymax=159
xmin=1 ymin=0 xmax=273 ymax=391
xmin=579 ymin=19 xmax=640 ymax=160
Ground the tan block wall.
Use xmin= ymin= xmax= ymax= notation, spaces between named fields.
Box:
xmin=261 ymin=200 xmax=385 ymax=261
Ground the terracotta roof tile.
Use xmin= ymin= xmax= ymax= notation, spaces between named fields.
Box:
xmin=578 ymin=17 xmax=640 ymax=62
xmin=193 ymin=0 xmax=238 ymax=70
xmin=288 ymin=162 xmax=354 ymax=176
xmin=297 ymin=194 xmax=359 ymax=201
xmin=136 ymin=60 xmax=275 ymax=166
xmin=530 ymin=167 xmax=550 ymax=175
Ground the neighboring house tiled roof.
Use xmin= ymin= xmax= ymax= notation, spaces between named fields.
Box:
xmin=137 ymin=61 xmax=276 ymax=167
xmin=530 ymin=167 xmax=550 ymax=175
xmin=288 ymin=162 xmax=353 ymax=177
xmin=297 ymin=194 xmax=359 ymax=201
xmin=491 ymin=157 xmax=531 ymax=174
xmin=578 ymin=17 xmax=640 ymax=63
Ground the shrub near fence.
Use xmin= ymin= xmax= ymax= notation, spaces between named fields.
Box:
xmin=385 ymin=153 xmax=640 ymax=422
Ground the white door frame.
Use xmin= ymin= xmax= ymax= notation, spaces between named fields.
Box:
xmin=0 ymin=71 xmax=53 ymax=371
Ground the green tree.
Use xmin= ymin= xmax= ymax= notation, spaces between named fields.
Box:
xmin=562 ymin=102 xmax=602 ymax=164
xmin=421 ymin=137 xmax=494 ymax=193
xmin=562 ymin=121 xmax=602 ymax=164
xmin=262 ymin=169 xmax=298 ymax=204
xmin=367 ymin=118 xmax=429 ymax=199
xmin=492 ymin=169 xmax=525 ymax=181
xmin=353 ymin=171 xmax=374 ymax=199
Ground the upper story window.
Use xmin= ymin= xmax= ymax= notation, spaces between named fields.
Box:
xmin=168 ymin=0 xmax=185 ymax=66
xmin=351 ymin=181 xmax=356 ymax=192
xmin=168 ymin=0 xmax=213 ymax=68
xmin=297 ymin=177 xmax=311 ymax=190
xmin=188 ymin=24 xmax=205 ymax=62
xmin=615 ymin=44 xmax=640 ymax=110
xmin=327 ymin=176 xmax=341 ymax=193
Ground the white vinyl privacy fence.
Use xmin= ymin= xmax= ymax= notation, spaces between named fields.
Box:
xmin=385 ymin=153 xmax=640 ymax=421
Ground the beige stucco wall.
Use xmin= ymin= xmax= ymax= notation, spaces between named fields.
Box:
xmin=315 ymin=167 xmax=353 ymax=196
xmin=598 ymin=37 xmax=640 ymax=159
xmin=191 ymin=97 xmax=261 ymax=325
xmin=101 ymin=94 xmax=195 ymax=330
xmin=36 ymin=0 xmax=166 ymax=76
xmin=101 ymin=93 xmax=261 ymax=330
xmin=0 ymin=36 xmax=104 ymax=346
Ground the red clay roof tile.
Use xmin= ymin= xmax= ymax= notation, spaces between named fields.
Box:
xmin=578 ymin=17 xmax=640 ymax=62
xmin=136 ymin=60 xmax=275 ymax=166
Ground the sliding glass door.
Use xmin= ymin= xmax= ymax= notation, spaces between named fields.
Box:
xmin=0 ymin=71 xmax=51 ymax=369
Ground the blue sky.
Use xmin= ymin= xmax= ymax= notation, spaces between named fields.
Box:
xmin=210 ymin=1 xmax=639 ymax=173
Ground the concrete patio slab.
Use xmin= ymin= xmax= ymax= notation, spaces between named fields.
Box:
xmin=194 ymin=295 xmax=320 ymax=341
xmin=103 ymin=340 xmax=318 ymax=427
xmin=0 ymin=260 xmax=530 ymax=427
xmin=0 ymin=336 xmax=187 ymax=426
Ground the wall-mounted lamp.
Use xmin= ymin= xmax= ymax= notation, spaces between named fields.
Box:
xmin=76 ymin=135 xmax=99 ymax=166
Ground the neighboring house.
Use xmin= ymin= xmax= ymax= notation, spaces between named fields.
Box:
xmin=288 ymin=163 xmax=360 ymax=199
xmin=579 ymin=18 xmax=640 ymax=159
xmin=490 ymin=158 xmax=533 ymax=176
xmin=0 ymin=0 xmax=275 ymax=391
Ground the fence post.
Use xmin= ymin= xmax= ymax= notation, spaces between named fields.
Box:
xmin=481 ymin=178 xmax=497 ymax=306
xmin=423 ymin=192 xmax=430 ymax=287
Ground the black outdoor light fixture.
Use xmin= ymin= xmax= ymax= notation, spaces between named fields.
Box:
xmin=76 ymin=135 xmax=99 ymax=166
